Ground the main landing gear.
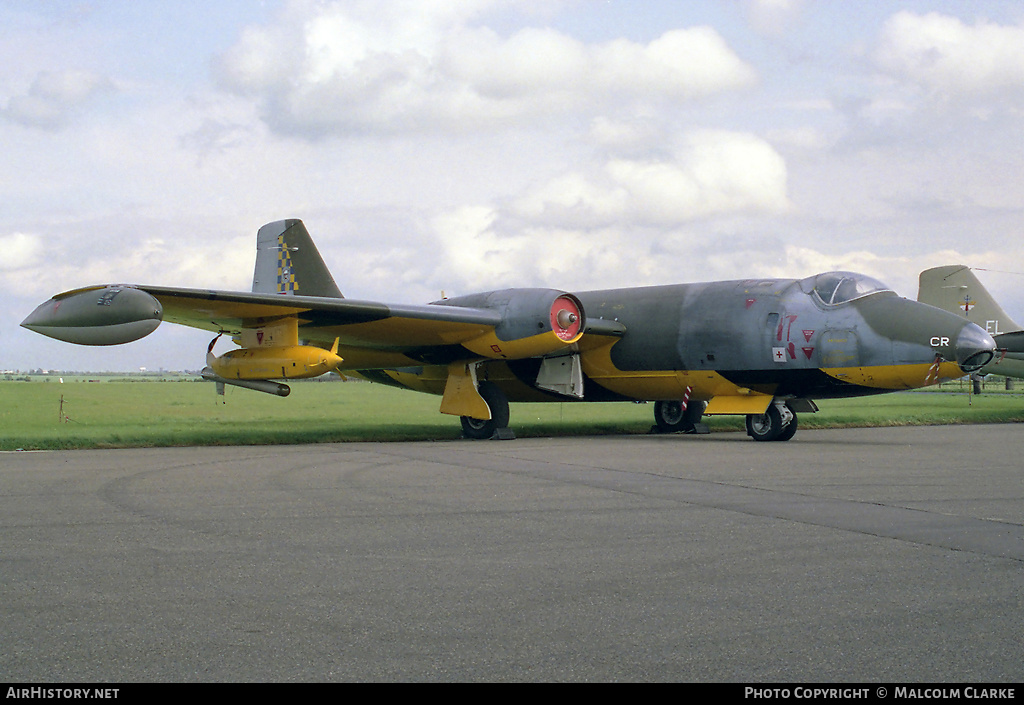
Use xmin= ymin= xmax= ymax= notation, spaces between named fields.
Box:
xmin=459 ymin=387 xmax=799 ymax=442
xmin=460 ymin=381 xmax=514 ymax=440
xmin=745 ymin=402 xmax=798 ymax=442
xmin=652 ymin=400 xmax=709 ymax=434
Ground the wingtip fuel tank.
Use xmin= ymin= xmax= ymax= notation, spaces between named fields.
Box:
xmin=20 ymin=286 xmax=163 ymax=346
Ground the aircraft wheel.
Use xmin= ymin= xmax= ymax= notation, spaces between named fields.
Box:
xmin=460 ymin=381 xmax=511 ymax=440
xmin=654 ymin=400 xmax=687 ymax=433
xmin=776 ymin=412 xmax=798 ymax=441
xmin=654 ymin=400 xmax=706 ymax=433
xmin=746 ymin=404 xmax=795 ymax=442
xmin=460 ymin=415 xmax=494 ymax=439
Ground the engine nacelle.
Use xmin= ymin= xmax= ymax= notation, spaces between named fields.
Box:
xmin=21 ymin=286 xmax=162 ymax=345
xmin=208 ymin=344 xmax=343 ymax=380
xmin=443 ymin=289 xmax=585 ymax=359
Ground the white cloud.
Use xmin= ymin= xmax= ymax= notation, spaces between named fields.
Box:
xmin=512 ymin=130 xmax=790 ymax=227
xmin=441 ymin=26 xmax=591 ymax=100
xmin=1 ymin=70 xmax=114 ymax=129
xmin=215 ymin=1 xmax=756 ymax=137
xmin=746 ymin=0 xmax=806 ymax=36
xmin=588 ymin=116 xmax=665 ymax=152
xmin=765 ymin=126 xmax=831 ymax=151
xmin=0 ymin=232 xmax=43 ymax=270
xmin=779 ymin=245 xmax=902 ymax=281
xmin=875 ymin=12 xmax=1024 ymax=97
xmin=430 ymin=205 xmax=651 ymax=294
xmin=427 ymin=129 xmax=791 ymax=294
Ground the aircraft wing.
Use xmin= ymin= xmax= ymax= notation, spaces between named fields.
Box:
xmin=145 ymin=285 xmax=504 ymax=348
xmin=23 ymin=283 xmax=624 ymax=364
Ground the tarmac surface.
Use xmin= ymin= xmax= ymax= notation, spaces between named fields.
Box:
xmin=1 ymin=424 xmax=1023 ymax=682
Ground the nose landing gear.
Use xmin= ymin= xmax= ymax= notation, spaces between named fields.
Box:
xmin=745 ymin=401 xmax=797 ymax=442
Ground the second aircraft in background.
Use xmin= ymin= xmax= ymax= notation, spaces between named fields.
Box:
xmin=918 ymin=265 xmax=1024 ymax=379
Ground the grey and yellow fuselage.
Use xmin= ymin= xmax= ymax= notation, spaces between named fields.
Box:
xmin=356 ymin=273 xmax=994 ymax=415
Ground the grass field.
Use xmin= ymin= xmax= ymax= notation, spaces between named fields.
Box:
xmin=3 ymin=376 xmax=1024 ymax=450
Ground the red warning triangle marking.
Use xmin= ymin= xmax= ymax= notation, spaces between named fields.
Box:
xmin=746 ymin=298 xmax=757 ymax=309
xmin=802 ymin=347 xmax=814 ymax=360
xmin=802 ymin=329 xmax=814 ymax=343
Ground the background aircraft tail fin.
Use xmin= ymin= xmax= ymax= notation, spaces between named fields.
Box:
xmin=918 ymin=265 xmax=1019 ymax=334
xmin=252 ymin=219 xmax=344 ymax=298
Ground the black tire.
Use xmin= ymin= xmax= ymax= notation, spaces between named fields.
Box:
xmin=460 ymin=381 xmax=510 ymax=439
xmin=776 ymin=412 xmax=798 ymax=442
xmin=654 ymin=400 xmax=706 ymax=433
xmin=746 ymin=404 xmax=784 ymax=442
xmin=654 ymin=400 xmax=686 ymax=433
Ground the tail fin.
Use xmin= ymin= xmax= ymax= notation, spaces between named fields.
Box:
xmin=252 ymin=219 xmax=343 ymax=298
xmin=918 ymin=265 xmax=1020 ymax=336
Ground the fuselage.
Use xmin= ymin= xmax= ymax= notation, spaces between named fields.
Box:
xmin=353 ymin=272 xmax=996 ymax=407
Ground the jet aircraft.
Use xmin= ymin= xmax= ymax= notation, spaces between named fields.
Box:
xmin=918 ymin=265 xmax=1024 ymax=379
xmin=23 ymin=220 xmax=997 ymax=441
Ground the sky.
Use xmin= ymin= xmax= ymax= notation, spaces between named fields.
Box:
xmin=4 ymin=0 xmax=1024 ymax=372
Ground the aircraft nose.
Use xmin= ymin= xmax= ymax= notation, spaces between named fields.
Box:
xmin=955 ymin=323 xmax=996 ymax=373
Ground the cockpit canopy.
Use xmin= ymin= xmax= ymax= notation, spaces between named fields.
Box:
xmin=800 ymin=271 xmax=894 ymax=306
